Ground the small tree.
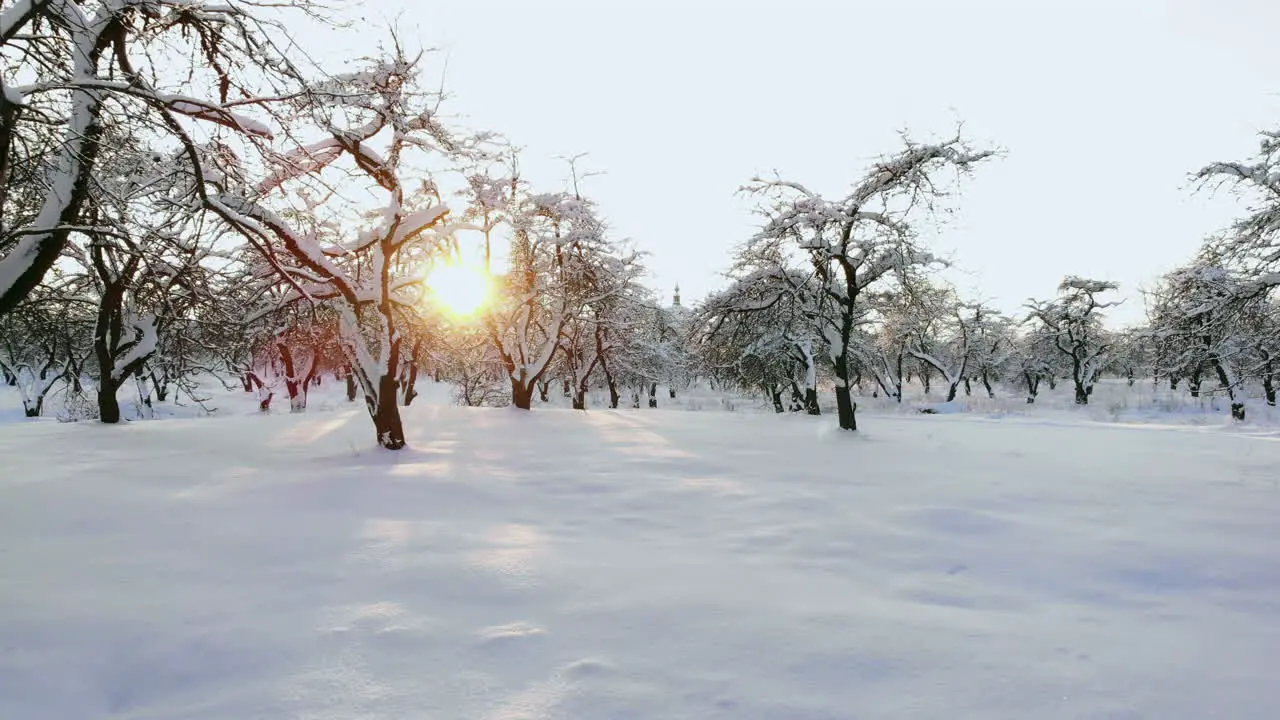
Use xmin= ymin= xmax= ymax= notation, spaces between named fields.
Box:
xmin=1026 ymin=277 xmax=1119 ymax=405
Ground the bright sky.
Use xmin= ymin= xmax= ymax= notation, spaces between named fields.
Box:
xmin=323 ymin=0 xmax=1277 ymax=327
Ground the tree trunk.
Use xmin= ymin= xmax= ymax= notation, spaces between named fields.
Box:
xmin=345 ymin=369 xmax=357 ymax=402
xmin=648 ymin=382 xmax=658 ymax=408
xmin=562 ymin=378 xmax=571 ymax=398
xmin=371 ymin=373 xmax=407 ymax=449
xmin=96 ymin=380 xmax=121 ymax=424
xmin=945 ymin=380 xmax=960 ymax=403
xmin=982 ymin=371 xmax=995 ymax=399
xmin=1189 ymin=368 xmax=1202 ymax=398
xmin=401 ymin=361 xmax=419 ymax=406
xmin=632 ymin=391 xmax=641 ymax=409
xmin=669 ymin=387 xmax=676 ymax=399
xmin=401 ymin=340 xmax=421 ymax=406
xmin=1263 ymin=359 xmax=1276 ymax=407
xmin=150 ymin=369 xmax=169 ymax=402
xmin=602 ymin=366 xmax=620 ymax=409
xmin=1047 ymin=376 xmax=1057 ymax=390
xmin=277 ymin=343 xmax=308 ymax=413
xmin=572 ymin=390 xmax=586 ymax=410
xmin=2 ymin=366 xmax=14 ymax=386
xmin=921 ymin=368 xmax=932 ymax=395
xmin=1169 ymin=376 xmax=1180 ymax=391
xmin=788 ymin=381 xmax=804 ymax=412
xmin=1210 ymin=357 xmax=1245 ymax=422
xmin=833 ymin=350 xmax=857 ymax=431
xmin=963 ymin=376 xmax=972 ymax=397
xmin=804 ymin=387 xmax=820 ymax=416
xmin=512 ymin=377 xmax=536 ymax=410
xmin=1073 ymin=383 xmax=1089 ymax=405
xmin=834 ymin=386 xmax=857 ymax=431
xmin=1024 ymin=372 xmax=1040 ymax=404
xmin=768 ymin=383 xmax=784 ymax=413
xmin=537 ymin=378 xmax=550 ymax=402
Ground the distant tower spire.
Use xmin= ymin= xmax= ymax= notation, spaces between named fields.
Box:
xmin=673 ymin=283 xmax=681 ymax=306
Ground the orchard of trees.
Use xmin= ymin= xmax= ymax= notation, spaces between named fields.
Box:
xmin=3 ymin=0 xmax=1279 ymax=448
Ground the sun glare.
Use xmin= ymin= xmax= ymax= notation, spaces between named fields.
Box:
xmin=426 ymin=262 xmax=490 ymax=316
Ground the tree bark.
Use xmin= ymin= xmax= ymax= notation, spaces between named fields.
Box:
xmin=371 ymin=373 xmax=406 ymax=449
xmin=768 ymin=383 xmax=784 ymax=413
xmin=648 ymin=382 xmax=658 ymax=408
xmin=512 ymin=377 xmax=536 ymax=410
xmin=834 ymin=386 xmax=857 ymax=431
xmin=1024 ymin=371 xmax=1040 ymax=404
xmin=345 ymin=368 xmax=357 ymax=402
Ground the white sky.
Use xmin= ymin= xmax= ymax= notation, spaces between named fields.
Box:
xmin=321 ymin=0 xmax=1277 ymax=326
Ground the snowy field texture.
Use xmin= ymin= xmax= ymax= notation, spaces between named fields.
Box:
xmin=3 ymin=401 xmax=1280 ymax=719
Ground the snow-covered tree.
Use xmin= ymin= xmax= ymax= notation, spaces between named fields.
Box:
xmin=1026 ymin=277 xmax=1120 ymax=405
xmin=212 ymin=52 xmax=484 ymax=449
xmin=0 ymin=0 xmax=305 ymax=315
xmin=742 ymin=132 xmax=994 ymax=430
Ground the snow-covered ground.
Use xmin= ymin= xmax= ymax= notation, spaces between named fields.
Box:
xmin=3 ymin=389 xmax=1279 ymax=718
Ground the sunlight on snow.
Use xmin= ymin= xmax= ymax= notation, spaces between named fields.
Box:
xmin=270 ymin=416 xmax=349 ymax=447
xmin=584 ymin=411 xmax=694 ymax=459
xmin=467 ymin=523 xmax=547 ymax=580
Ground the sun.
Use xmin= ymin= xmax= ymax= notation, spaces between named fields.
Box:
xmin=426 ymin=261 xmax=491 ymax=316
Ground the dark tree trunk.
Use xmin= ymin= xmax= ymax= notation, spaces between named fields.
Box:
xmin=1024 ymin=371 xmax=1040 ymax=404
xmin=669 ymin=387 xmax=676 ymax=399
xmin=400 ymin=339 xmax=422 ymax=406
xmin=94 ymin=283 xmax=126 ymax=425
xmin=768 ymin=383 xmax=784 ymax=413
xmin=2 ymin=366 xmax=14 ymax=385
xmin=963 ymin=376 xmax=972 ymax=397
xmin=562 ymin=378 xmax=571 ymax=398
xmin=632 ymin=391 xmax=641 ymax=409
xmin=1263 ymin=360 xmax=1276 ymax=407
xmin=648 ymin=382 xmax=658 ymax=408
xmin=944 ymin=384 xmax=958 ymax=403
xmin=1073 ymin=384 xmax=1090 ymax=405
xmin=1169 ymin=376 xmax=1180 ymax=391
xmin=601 ymin=363 xmax=620 ymax=409
xmin=1126 ymin=367 xmax=1135 ymax=387
xmin=572 ymin=391 xmax=586 ymax=410
xmin=789 ymin=381 xmax=804 ymax=412
xmin=1189 ymin=368 xmax=1203 ymax=398
xmin=1047 ymin=376 xmax=1057 ymax=390
xmin=151 ymin=369 xmax=169 ymax=402
xmin=345 ymin=368 xmax=357 ymax=402
xmin=537 ymin=378 xmax=550 ymax=403
xmin=1210 ymin=357 xmax=1245 ymax=422
xmin=833 ymin=347 xmax=857 ymax=430
xmin=982 ymin=371 xmax=995 ymax=399
xmin=804 ymin=387 xmax=820 ymax=416
xmin=277 ymin=343 xmax=307 ymax=413
xmin=512 ymin=378 xmax=536 ymax=410
xmin=921 ymin=368 xmax=932 ymax=395
xmin=371 ymin=374 xmax=406 ymax=449
xmin=834 ymin=386 xmax=857 ymax=431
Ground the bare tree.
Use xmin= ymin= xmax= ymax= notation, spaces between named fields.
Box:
xmin=742 ymin=133 xmax=995 ymax=429
xmin=1026 ymin=277 xmax=1120 ymax=406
